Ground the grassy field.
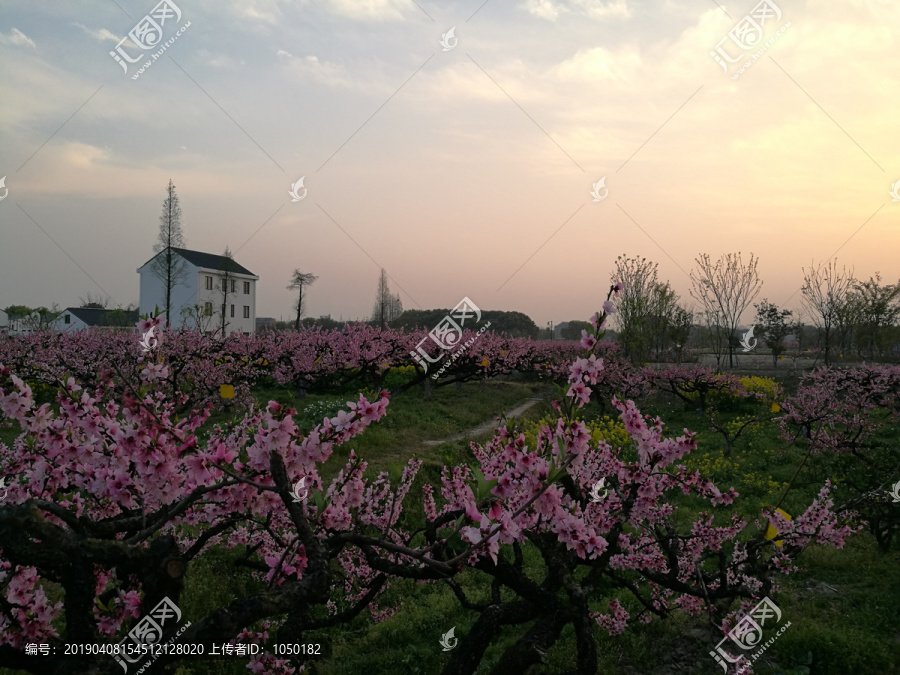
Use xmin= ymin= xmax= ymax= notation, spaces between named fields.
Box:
xmin=2 ymin=372 xmax=899 ymax=674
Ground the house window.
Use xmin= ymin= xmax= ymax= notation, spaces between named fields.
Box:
xmin=205 ymin=276 xmax=213 ymax=290
xmin=204 ymin=302 xmax=212 ymax=315
xmin=243 ymin=306 xmax=250 ymax=319
xmin=243 ymin=281 xmax=250 ymax=295
xmin=231 ymin=279 xmax=236 ymax=293
xmin=230 ymin=305 xmax=235 ymax=318
xmin=221 ymin=278 xmax=227 ymax=292
xmin=64 ymin=315 xmax=70 ymax=324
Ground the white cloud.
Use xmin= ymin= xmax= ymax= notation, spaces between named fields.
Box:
xmin=60 ymin=142 xmax=111 ymax=168
xmin=328 ymin=0 xmax=411 ymax=20
xmin=577 ymin=0 xmax=631 ymax=19
xmin=524 ymin=0 xmax=561 ymax=21
xmin=523 ymin=0 xmax=631 ymax=21
xmin=417 ymin=58 xmax=544 ymax=105
xmin=277 ymin=52 xmax=354 ymax=87
xmin=223 ymin=0 xmax=292 ymax=24
xmin=555 ymin=45 xmax=642 ymax=82
xmin=73 ymin=23 xmax=120 ymax=43
xmin=1 ymin=28 xmax=36 ymax=48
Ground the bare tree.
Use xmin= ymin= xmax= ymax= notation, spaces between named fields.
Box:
xmin=218 ymin=247 xmax=237 ymax=337
xmin=790 ymin=306 xmax=808 ymax=354
xmin=801 ymin=258 xmax=855 ymax=366
xmin=387 ymin=292 xmax=403 ymax=323
xmin=669 ymin=305 xmax=694 ymax=364
xmin=611 ymin=255 xmax=660 ymax=365
xmin=690 ymin=252 xmax=763 ymax=369
xmin=150 ymin=179 xmax=188 ymax=325
xmin=852 ymin=273 xmax=900 ymax=360
xmin=287 ymin=270 xmax=319 ymax=330
xmin=834 ymin=288 xmax=863 ymax=357
xmin=370 ymin=269 xmax=401 ymax=327
xmin=647 ymin=282 xmax=686 ymax=361
xmin=180 ymin=303 xmax=215 ymax=333
xmin=78 ymin=292 xmax=110 ymax=309
xmin=21 ymin=305 xmax=61 ymax=332
xmin=754 ymin=299 xmax=793 ymax=367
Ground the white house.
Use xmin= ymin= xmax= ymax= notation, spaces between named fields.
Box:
xmin=137 ymin=248 xmax=259 ymax=335
xmin=52 ymin=307 xmax=140 ymax=333
xmin=7 ymin=311 xmax=46 ymax=336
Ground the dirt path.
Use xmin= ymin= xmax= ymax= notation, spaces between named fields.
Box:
xmin=422 ymin=396 xmax=546 ymax=446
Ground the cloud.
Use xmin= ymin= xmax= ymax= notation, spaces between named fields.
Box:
xmin=555 ymin=45 xmax=643 ymax=83
xmin=1 ymin=28 xmax=36 ymax=48
xmin=59 ymin=142 xmax=112 ymax=169
xmin=327 ymin=0 xmax=411 ymax=20
xmin=73 ymin=23 xmax=121 ymax=43
xmin=276 ymin=51 xmax=354 ymax=87
xmin=577 ymin=0 xmax=631 ymax=19
xmin=223 ymin=0 xmax=294 ymax=24
xmin=416 ymin=57 xmax=544 ymax=107
xmin=217 ymin=0 xmax=408 ymax=23
xmin=523 ymin=0 xmax=631 ymax=22
xmin=524 ymin=0 xmax=561 ymax=20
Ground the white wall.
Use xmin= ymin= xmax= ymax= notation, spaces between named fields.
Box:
xmin=139 ymin=265 xmax=200 ymax=330
xmin=139 ymin=261 xmax=257 ymax=335
xmin=196 ymin=269 xmax=257 ymax=335
xmin=53 ymin=310 xmax=89 ymax=333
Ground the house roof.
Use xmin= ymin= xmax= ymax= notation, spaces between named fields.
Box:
xmin=65 ymin=307 xmax=140 ymax=327
xmin=139 ymin=247 xmax=256 ymax=276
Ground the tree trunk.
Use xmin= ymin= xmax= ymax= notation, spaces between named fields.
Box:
xmin=488 ymin=609 xmax=570 ymax=675
xmin=441 ymin=601 xmax=537 ymax=675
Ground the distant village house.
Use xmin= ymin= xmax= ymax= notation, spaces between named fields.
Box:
xmin=52 ymin=307 xmax=140 ymax=332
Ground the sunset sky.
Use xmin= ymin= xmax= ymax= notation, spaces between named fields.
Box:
xmin=1 ymin=0 xmax=898 ymax=328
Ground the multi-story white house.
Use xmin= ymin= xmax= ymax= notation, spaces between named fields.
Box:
xmin=137 ymin=247 xmax=259 ymax=335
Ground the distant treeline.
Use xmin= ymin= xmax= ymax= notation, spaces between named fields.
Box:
xmin=271 ymin=309 xmax=545 ymax=338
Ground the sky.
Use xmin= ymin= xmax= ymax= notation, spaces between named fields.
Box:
xmin=1 ymin=0 xmax=898 ymax=328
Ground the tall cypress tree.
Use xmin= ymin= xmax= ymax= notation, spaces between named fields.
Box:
xmin=150 ymin=179 xmax=187 ymax=324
